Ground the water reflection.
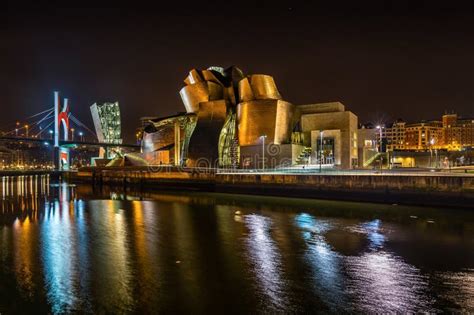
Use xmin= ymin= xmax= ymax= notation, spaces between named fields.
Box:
xmin=294 ymin=213 xmax=347 ymax=311
xmin=345 ymin=251 xmax=433 ymax=312
xmin=41 ymin=199 xmax=80 ymax=313
xmin=244 ymin=214 xmax=288 ymax=311
xmin=13 ymin=216 xmax=36 ymax=299
xmin=0 ymin=176 xmax=473 ymax=313
xmin=88 ymin=200 xmax=134 ymax=313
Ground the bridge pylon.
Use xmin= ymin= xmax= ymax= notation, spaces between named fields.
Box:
xmin=53 ymin=91 xmax=71 ymax=170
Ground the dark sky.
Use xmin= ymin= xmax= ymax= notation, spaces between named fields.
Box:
xmin=2 ymin=1 xmax=473 ymax=142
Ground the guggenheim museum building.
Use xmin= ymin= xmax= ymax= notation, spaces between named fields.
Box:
xmin=140 ymin=66 xmax=358 ymax=169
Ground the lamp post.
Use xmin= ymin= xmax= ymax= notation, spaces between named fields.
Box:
xmin=260 ymin=134 xmax=267 ymax=170
xmin=376 ymin=125 xmax=384 ymax=152
xmin=49 ymin=130 xmax=53 ymax=140
xmin=79 ymin=131 xmax=84 ymax=142
xmin=429 ymin=138 xmax=435 ymax=168
xmin=71 ymin=128 xmax=75 ymax=141
xmin=25 ymin=124 xmax=29 ymax=138
xmin=319 ymin=130 xmax=324 ymax=173
xmin=376 ymin=125 xmax=384 ymax=171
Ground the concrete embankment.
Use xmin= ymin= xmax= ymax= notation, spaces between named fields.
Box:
xmin=69 ymin=167 xmax=474 ymax=208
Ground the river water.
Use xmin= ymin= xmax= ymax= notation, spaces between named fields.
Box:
xmin=0 ymin=175 xmax=473 ymax=313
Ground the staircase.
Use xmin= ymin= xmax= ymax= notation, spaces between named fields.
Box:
xmin=295 ymin=147 xmax=312 ymax=165
xmin=363 ymin=151 xmax=384 ymax=168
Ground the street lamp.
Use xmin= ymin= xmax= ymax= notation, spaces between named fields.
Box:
xmin=376 ymin=125 xmax=384 ymax=171
xmin=376 ymin=125 xmax=384 ymax=152
xmin=49 ymin=129 xmax=53 ymax=140
xmin=79 ymin=131 xmax=84 ymax=142
xmin=24 ymin=124 xmax=29 ymax=138
xmin=71 ymin=128 xmax=75 ymax=141
xmin=319 ymin=130 xmax=324 ymax=173
xmin=260 ymin=134 xmax=267 ymax=170
xmin=430 ymin=138 xmax=435 ymax=168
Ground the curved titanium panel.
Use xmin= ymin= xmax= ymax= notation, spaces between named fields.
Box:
xmin=179 ymin=82 xmax=209 ymax=113
xmin=249 ymin=75 xmax=282 ymax=100
xmin=142 ymin=126 xmax=175 ymax=153
xmin=224 ymin=86 xmax=237 ymax=105
xmin=186 ymin=100 xmax=228 ymax=167
xmin=207 ymin=81 xmax=224 ymax=101
xmin=238 ymin=78 xmax=255 ymax=102
xmin=201 ymin=70 xmax=224 ymax=85
xmin=237 ymin=99 xmax=293 ymax=146
xmin=185 ymin=69 xmax=203 ymax=85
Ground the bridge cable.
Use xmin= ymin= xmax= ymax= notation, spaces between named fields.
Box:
xmin=69 ymin=114 xmax=97 ymax=138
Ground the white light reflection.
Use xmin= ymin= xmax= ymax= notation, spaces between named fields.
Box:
xmin=244 ymin=214 xmax=287 ymax=311
xmin=41 ymin=199 xmax=80 ymax=314
xmin=354 ymin=219 xmax=385 ymax=249
xmin=345 ymin=251 xmax=433 ymax=312
xmin=74 ymin=198 xmax=92 ymax=312
xmin=294 ymin=213 xmax=348 ymax=310
xmin=435 ymin=269 xmax=474 ymax=312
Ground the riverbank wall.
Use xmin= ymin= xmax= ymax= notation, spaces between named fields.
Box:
xmin=68 ymin=167 xmax=474 ymax=208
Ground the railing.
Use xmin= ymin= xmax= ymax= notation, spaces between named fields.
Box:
xmin=216 ymin=166 xmax=474 ymax=177
xmin=363 ymin=151 xmax=384 ymax=168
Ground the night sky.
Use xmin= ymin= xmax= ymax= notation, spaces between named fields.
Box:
xmin=2 ymin=1 xmax=473 ymax=142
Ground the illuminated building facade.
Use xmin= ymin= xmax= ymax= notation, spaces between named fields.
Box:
xmin=442 ymin=113 xmax=474 ymax=150
xmin=141 ymin=114 xmax=196 ymax=165
xmin=90 ymin=102 xmax=122 ymax=158
xmin=296 ymin=102 xmax=358 ymax=169
xmin=374 ymin=113 xmax=474 ymax=153
xmin=404 ymin=121 xmax=443 ymax=150
xmin=141 ymin=66 xmax=359 ymax=169
xmin=381 ymin=119 xmax=406 ymax=151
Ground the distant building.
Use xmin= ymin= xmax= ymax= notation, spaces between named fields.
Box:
xmin=442 ymin=113 xmax=474 ymax=150
xmin=382 ymin=119 xmax=406 ymax=151
xmin=404 ymin=121 xmax=443 ymax=150
xmin=90 ymin=102 xmax=122 ymax=159
xmin=375 ymin=112 xmax=473 ymax=153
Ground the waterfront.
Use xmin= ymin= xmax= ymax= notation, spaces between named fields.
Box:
xmin=0 ymin=176 xmax=473 ymax=313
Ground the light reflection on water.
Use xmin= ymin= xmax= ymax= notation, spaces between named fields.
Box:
xmin=244 ymin=214 xmax=288 ymax=311
xmin=41 ymin=199 xmax=80 ymax=314
xmin=294 ymin=213 xmax=347 ymax=311
xmin=0 ymin=176 xmax=473 ymax=313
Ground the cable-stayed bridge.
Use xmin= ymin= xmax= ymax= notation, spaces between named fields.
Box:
xmin=0 ymin=91 xmax=139 ymax=170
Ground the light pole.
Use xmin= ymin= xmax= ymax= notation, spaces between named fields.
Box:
xmin=319 ymin=130 xmax=324 ymax=173
xmin=376 ymin=125 xmax=384 ymax=152
xmin=25 ymin=124 xmax=29 ymax=138
xmin=376 ymin=125 xmax=384 ymax=171
xmin=260 ymin=134 xmax=267 ymax=170
xmin=429 ymin=138 xmax=435 ymax=168
xmin=49 ymin=130 xmax=53 ymax=140
xmin=71 ymin=128 xmax=75 ymax=141
xmin=79 ymin=131 xmax=84 ymax=142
